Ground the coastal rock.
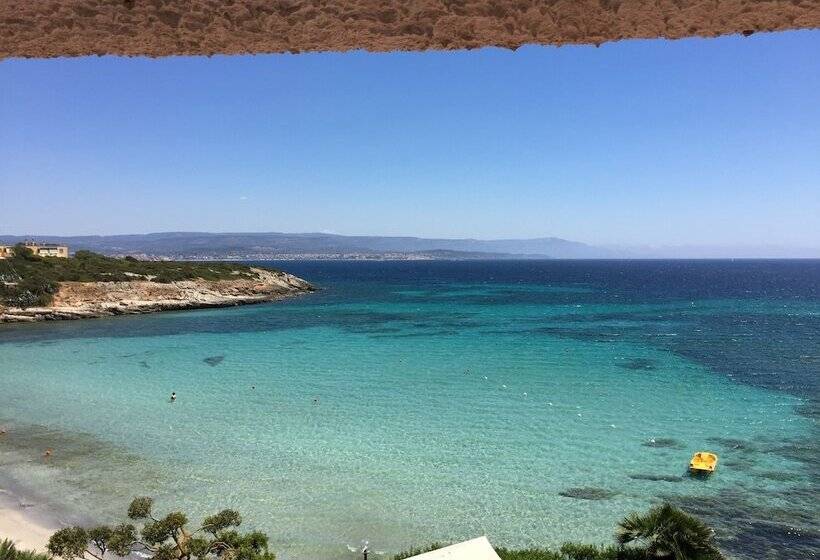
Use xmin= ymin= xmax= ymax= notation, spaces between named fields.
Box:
xmin=0 ymin=268 xmax=313 ymax=323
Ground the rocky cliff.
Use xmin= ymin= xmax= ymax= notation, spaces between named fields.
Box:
xmin=0 ymin=268 xmax=313 ymax=322
xmin=3 ymin=0 xmax=819 ymax=59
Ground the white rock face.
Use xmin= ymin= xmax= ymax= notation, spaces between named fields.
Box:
xmin=0 ymin=268 xmax=313 ymax=323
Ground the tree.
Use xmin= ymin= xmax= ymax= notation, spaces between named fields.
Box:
xmin=12 ymin=244 xmax=38 ymax=261
xmin=48 ymin=497 xmax=276 ymax=560
xmin=0 ymin=538 xmax=52 ymax=560
xmin=616 ymin=503 xmax=724 ymax=560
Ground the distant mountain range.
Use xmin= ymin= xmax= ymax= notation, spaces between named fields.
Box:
xmin=0 ymin=232 xmax=609 ymax=260
xmin=1 ymin=232 xmax=816 ymax=260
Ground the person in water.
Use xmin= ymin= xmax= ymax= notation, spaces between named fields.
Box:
xmin=170 ymin=392 xmax=177 ymax=402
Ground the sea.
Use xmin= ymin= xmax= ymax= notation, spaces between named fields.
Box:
xmin=1 ymin=260 xmax=818 ymax=559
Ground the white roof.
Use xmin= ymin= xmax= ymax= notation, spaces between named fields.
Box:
xmin=403 ymin=537 xmax=501 ymax=560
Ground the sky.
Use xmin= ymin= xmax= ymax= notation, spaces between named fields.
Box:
xmin=1 ymin=31 xmax=819 ymax=248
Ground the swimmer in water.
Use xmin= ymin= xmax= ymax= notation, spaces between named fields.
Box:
xmin=170 ymin=392 xmax=177 ymax=402
xmin=43 ymin=449 xmax=53 ymax=461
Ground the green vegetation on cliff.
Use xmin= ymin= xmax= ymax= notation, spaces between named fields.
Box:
xmin=0 ymin=245 xmax=270 ymax=308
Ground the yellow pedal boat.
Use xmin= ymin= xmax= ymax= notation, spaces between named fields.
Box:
xmin=689 ymin=451 xmax=718 ymax=474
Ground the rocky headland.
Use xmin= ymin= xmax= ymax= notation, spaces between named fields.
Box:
xmin=0 ymin=267 xmax=313 ymax=323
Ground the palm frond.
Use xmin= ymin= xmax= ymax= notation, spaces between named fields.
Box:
xmin=616 ymin=503 xmax=725 ymax=560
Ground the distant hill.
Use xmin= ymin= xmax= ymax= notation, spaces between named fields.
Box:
xmin=3 ymin=233 xmax=816 ymax=259
xmin=0 ymin=232 xmax=610 ymax=260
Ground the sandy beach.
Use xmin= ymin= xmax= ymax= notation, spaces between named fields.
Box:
xmin=0 ymin=493 xmax=56 ymax=552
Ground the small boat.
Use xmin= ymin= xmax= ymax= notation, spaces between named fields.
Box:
xmin=689 ymin=451 xmax=718 ymax=474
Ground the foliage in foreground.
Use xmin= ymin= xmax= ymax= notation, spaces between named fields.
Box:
xmin=392 ymin=504 xmax=724 ymax=560
xmin=496 ymin=543 xmax=652 ymax=560
xmin=40 ymin=499 xmax=722 ymax=560
xmin=617 ymin=503 xmax=724 ymax=560
xmin=391 ymin=543 xmax=450 ymax=560
xmin=47 ymin=497 xmax=275 ymax=560
xmin=0 ymin=246 xmax=270 ymax=308
xmin=0 ymin=538 xmax=51 ymax=560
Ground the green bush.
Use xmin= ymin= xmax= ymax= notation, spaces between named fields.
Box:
xmin=390 ymin=504 xmax=722 ymax=560
xmin=0 ymin=538 xmax=51 ymax=560
xmin=496 ymin=547 xmax=563 ymax=560
xmin=558 ymin=543 xmax=645 ymax=560
xmin=394 ymin=544 xmax=639 ymax=560
xmin=392 ymin=543 xmax=450 ymax=560
xmin=48 ymin=498 xmax=275 ymax=560
xmin=0 ymin=250 xmax=273 ymax=308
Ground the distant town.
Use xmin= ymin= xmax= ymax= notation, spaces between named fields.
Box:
xmin=100 ymin=251 xmax=526 ymax=261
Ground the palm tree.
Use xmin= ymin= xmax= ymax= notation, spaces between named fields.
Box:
xmin=616 ymin=503 xmax=725 ymax=560
xmin=0 ymin=539 xmax=52 ymax=560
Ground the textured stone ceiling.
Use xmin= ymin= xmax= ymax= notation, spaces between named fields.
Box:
xmin=1 ymin=0 xmax=819 ymax=59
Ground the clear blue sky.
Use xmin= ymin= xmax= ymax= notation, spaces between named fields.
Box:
xmin=1 ymin=31 xmax=819 ymax=247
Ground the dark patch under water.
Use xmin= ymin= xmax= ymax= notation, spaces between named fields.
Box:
xmin=370 ymin=329 xmax=460 ymax=339
xmin=706 ymin=437 xmax=757 ymax=452
xmin=558 ymin=487 xmax=617 ymax=500
xmin=203 ymin=355 xmax=225 ymax=367
xmin=753 ymin=470 xmax=804 ymax=482
xmin=617 ymin=358 xmax=658 ymax=371
xmin=721 ymin=455 xmax=760 ymax=470
xmin=642 ymin=437 xmax=685 ymax=449
xmin=628 ymin=473 xmax=684 ymax=483
xmin=664 ymin=487 xmax=820 ymax=560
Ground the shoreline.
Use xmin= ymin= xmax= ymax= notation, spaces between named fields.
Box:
xmin=0 ymin=485 xmax=61 ymax=552
xmin=0 ymin=268 xmax=314 ymax=324
xmin=0 ymin=291 xmax=311 ymax=323
xmin=0 ymin=430 xmax=98 ymax=553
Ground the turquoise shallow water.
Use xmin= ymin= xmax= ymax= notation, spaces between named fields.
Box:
xmin=1 ymin=261 xmax=818 ymax=559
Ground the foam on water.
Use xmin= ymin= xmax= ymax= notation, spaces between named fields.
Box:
xmin=1 ymin=260 xmax=818 ymax=559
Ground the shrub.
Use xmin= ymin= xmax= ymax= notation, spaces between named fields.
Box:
xmin=392 ymin=543 xmax=449 ymax=559
xmin=617 ymin=503 xmax=724 ymax=560
xmin=390 ymin=504 xmax=721 ymax=560
xmin=47 ymin=498 xmax=275 ymax=560
xmin=0 ymin=538 xmax=52 ymax=560
xmin=0 ymin=250 xmax=267 ymax=308
xmin=496 ymin=547 xmax=563 ymax=560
